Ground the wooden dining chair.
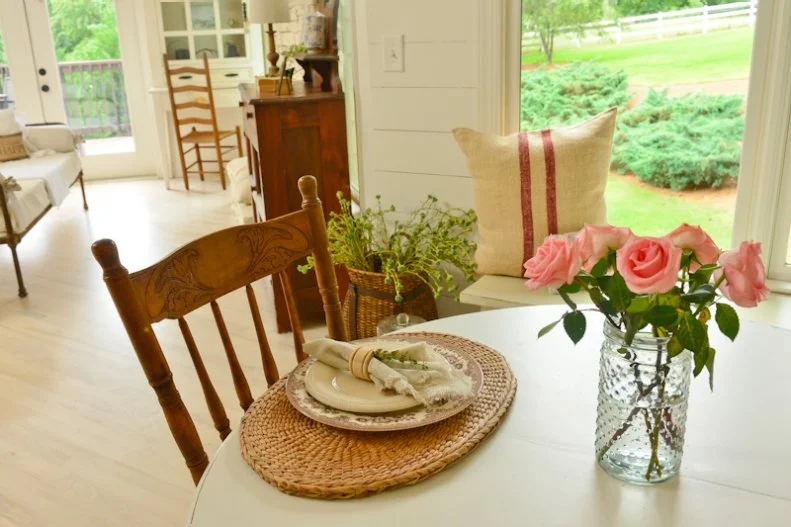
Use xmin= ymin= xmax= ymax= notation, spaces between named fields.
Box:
xmin=92 ymin=176 xmax=347 ymax=484
xmin=163 ymin=53 xmax=242 ymax=191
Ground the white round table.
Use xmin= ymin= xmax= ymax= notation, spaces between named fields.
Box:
xmin=189 ymin=306 xmax=791 ymax=526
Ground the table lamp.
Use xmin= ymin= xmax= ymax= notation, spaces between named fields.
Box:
xmin=248 ymin=0 xmax=292 ymax=77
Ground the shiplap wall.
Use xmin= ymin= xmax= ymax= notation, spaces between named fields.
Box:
xmin=353 ymin=0 xmax=483 ymax=315
xmin=353 ymin=0 xmax=479 ymax=213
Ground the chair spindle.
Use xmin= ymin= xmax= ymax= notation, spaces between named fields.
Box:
xmin=245 ymin=284 xmax=280 ymax=386
xmin=278 ymin=271 xmax=307 ymax=363
xmin=209 ymin=300 xmax=254 ymax=410
xmin=178 ymin=317 xmax=231 ymax=440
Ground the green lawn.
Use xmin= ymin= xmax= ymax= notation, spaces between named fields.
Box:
xmin=523 ymin=28 xmax=753 ymax=85
xmin=605 ymin=176 xmax=733 ymax=248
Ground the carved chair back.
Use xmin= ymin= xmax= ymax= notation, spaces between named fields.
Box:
xmin=92 ymin=176 xmax=347 ymax=484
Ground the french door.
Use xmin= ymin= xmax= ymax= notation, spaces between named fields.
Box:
xmin=0 ymin=0 xmax=157 ymax=179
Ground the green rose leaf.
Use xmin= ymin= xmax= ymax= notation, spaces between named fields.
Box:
xmin=537 ymin=318 xmax=562 ymax=339
xmin=682 ymin=284 xmax=716 ymax=305
xmin=676 ymin=312 xmax=708 ymax=354
xmin=714 ymin=303 xmax=740 ymax=341
xmin=563 ymin=311 xmax=587 ymax=345
xmin=657 ymin=292 xmax=681 ymax=308
xmin=559 ymin=281 xmax=582 ymax=294
xmin=607 ymin=272 xmax=634 ymax=312
xmin=644 ymin=305 xmax=679 ymax=327
xmin=693 ymin=347 xmax=711 ymax=377
xmin=706 ymin=347 xmax=716 ymax=391
xmin=667 ymin=335 xmax=684 ymax=358
xmin=626 ymin=296 xmax=653 ymax=315
xmin=590 ymin=257 xmax=609 ymax=278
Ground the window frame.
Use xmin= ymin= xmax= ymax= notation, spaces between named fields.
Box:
xmin=491 ymin=0 xmax=791 ymax=289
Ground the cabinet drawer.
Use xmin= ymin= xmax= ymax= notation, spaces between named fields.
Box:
xmin=170 ymin=66 xmax=252 ymax=88
xmin=242 ymin=105 xmax=258 ymax=145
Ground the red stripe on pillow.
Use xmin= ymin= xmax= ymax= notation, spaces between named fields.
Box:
xmin=541 ymin=129 xmax=558 ymax=235
xmin=518 ymin=132 xmax=534 ymax=270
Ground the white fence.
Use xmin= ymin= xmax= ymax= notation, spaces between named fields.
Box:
xmin=522 ymin=0 xmax=758 ymax=51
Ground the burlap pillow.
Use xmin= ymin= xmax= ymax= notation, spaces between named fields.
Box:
xmin=0 ymin=133 xmax=27 ymax=162
xmin=453 ymin=108 xmax=616 ymax=277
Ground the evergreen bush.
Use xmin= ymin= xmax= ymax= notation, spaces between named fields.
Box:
xmin=520 ymin=62 xmax=630 ymax=130
xmin=612 ymin=89 xmax=745 ymax=190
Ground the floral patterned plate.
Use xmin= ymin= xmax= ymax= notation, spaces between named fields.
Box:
xmin=285 ymin=336 xmax=484 ymax=432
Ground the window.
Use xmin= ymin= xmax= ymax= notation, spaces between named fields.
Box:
xmin=517 ymin=0 xmax=761 ymax=250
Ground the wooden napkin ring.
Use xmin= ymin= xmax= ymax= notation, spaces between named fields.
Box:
xmin=348 ymin=345 xmax=376 ymax=382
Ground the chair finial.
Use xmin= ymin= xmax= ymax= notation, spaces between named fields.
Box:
xmin=91 ymin=239 xmax=123 ymax=272
xmin=298 ymin=175 xmax=318 ymax=203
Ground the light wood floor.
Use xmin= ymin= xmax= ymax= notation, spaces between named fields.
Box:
xmin=0 ymin=179 xmax=327 ymax=526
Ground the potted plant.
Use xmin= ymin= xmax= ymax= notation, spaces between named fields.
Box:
xmin=300 ymin=192 xmax=477 ymax=339
xmin=524 ymin=224 xmax=770 ymax=484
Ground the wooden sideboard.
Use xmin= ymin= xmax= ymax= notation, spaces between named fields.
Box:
xmin=239 ymin=82 xmax=350 ymax=333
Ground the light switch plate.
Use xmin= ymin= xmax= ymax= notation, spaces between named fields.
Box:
xmin=383 ymin=34 xmax=404 ymax=72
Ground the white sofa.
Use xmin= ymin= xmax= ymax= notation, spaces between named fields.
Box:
xmin=0 ymin=124 xmax=87 ymax=297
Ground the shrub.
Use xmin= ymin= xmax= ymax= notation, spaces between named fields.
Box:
xmin=520 ymin=62 xmax=630 ymax=130
xmin=612 ymin=89 xmax=744 ymax=190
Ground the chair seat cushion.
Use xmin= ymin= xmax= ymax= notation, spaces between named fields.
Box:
xmin=1 ymin=152 xmax=81 ymax=207
xmin=1 ymin=178 xmax=50 ymax=236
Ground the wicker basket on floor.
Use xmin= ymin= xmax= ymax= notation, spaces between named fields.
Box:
xmin=343 ymin=268 xmax=438 ymax=339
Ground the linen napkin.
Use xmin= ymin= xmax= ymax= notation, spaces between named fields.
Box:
xmin=303 ymin=339 xmax=473 ymax=407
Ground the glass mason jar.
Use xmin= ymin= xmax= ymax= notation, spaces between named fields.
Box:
xmin=595 ymin=322 xmax=692 ymax=484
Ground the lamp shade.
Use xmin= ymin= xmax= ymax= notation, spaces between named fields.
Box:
xmin=248 ymin=0 xmax=291 ymax=24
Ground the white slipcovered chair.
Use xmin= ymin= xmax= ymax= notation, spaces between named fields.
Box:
xmin=0 ymin=123 xmax=87 ymax=297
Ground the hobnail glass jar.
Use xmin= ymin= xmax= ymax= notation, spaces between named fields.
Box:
xmin=595 ymin=322 xmax=692 ymax=484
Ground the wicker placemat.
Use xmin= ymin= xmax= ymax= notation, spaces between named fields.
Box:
xmin=239 ymin=332 xmax=517 ymax=499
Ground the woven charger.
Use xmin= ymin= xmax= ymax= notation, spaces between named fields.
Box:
xmin=239 ymin=332 xmax=517 ymax=499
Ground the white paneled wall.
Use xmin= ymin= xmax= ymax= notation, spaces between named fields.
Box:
xmin=353 ymin=0 xmax=485 ymax=315
xmin=353 ymin=0 xmax=481 ymax=213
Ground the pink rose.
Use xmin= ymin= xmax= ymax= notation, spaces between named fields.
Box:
xmin=523 ymin=235 xmax=581 ymax=290
xmin=616 ymin=236 xmax=682 ymax=294
xmin=576 ymin=224 xmax=633 ymax=272
xmin=667 ymin=223 xmax=720 ymax=271
xmin=714 ymin=241 xmax=770 ymax=308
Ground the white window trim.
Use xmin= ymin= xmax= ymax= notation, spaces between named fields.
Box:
xmin=485 ymin=0 xmax=791 ymax=289
xmin=733 ymin=0 xmax=791 ymax=287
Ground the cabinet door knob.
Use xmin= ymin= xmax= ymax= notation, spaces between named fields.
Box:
xmin=38 ymin=68 xmax=47 ymax=76
xmin=41 ymin=84 xmax=50 ymax=93
xmin=246 ymin=112 xmax=253 ymax=119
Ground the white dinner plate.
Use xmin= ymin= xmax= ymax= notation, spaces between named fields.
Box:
xmin=304 ymin=361 xmax=421 ymax=414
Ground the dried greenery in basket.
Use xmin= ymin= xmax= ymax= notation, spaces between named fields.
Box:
xmin=298 ymin=192 xmax=478 ymax=302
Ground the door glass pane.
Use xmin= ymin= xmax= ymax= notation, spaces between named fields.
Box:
xmin=195 ymin=35 xmax=220 ymax=59
xmin=222 ymin=34 xmax=246 ymax=58
xmin=520 ymin=1 xmax=758 ymax=250
xmin=0 ymin=15 xmax=13 ymax=110
xmin=47 ymin=0 xmax=132 ymax=144
xmin=166 ymin=36 xmax=191 ymax=60
xmin=219 ymin=0 xmax=244 ymax=29
xmin=191 ymin=2 xmax=217 ymax=30
xmin=161 ymin=2 xmax=188 ymax=31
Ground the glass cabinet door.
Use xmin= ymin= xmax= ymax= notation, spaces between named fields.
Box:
xmin=160 ymin=0 xmax=247 ymax=62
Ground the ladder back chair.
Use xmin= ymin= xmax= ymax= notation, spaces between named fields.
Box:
xmin=92 ymin=176 xmax=347 ymax=484
xmin=163 ymin=53 xmax=243 ymax=190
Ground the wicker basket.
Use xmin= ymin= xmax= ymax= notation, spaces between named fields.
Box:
xmin=343 ymin=268 xmax=438 ymax=339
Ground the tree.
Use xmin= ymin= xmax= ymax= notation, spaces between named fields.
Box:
xmin=523 ymin=0 xmax=604 ymax=63
xmin=47 ymin=0 xmax=120 ymax=61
